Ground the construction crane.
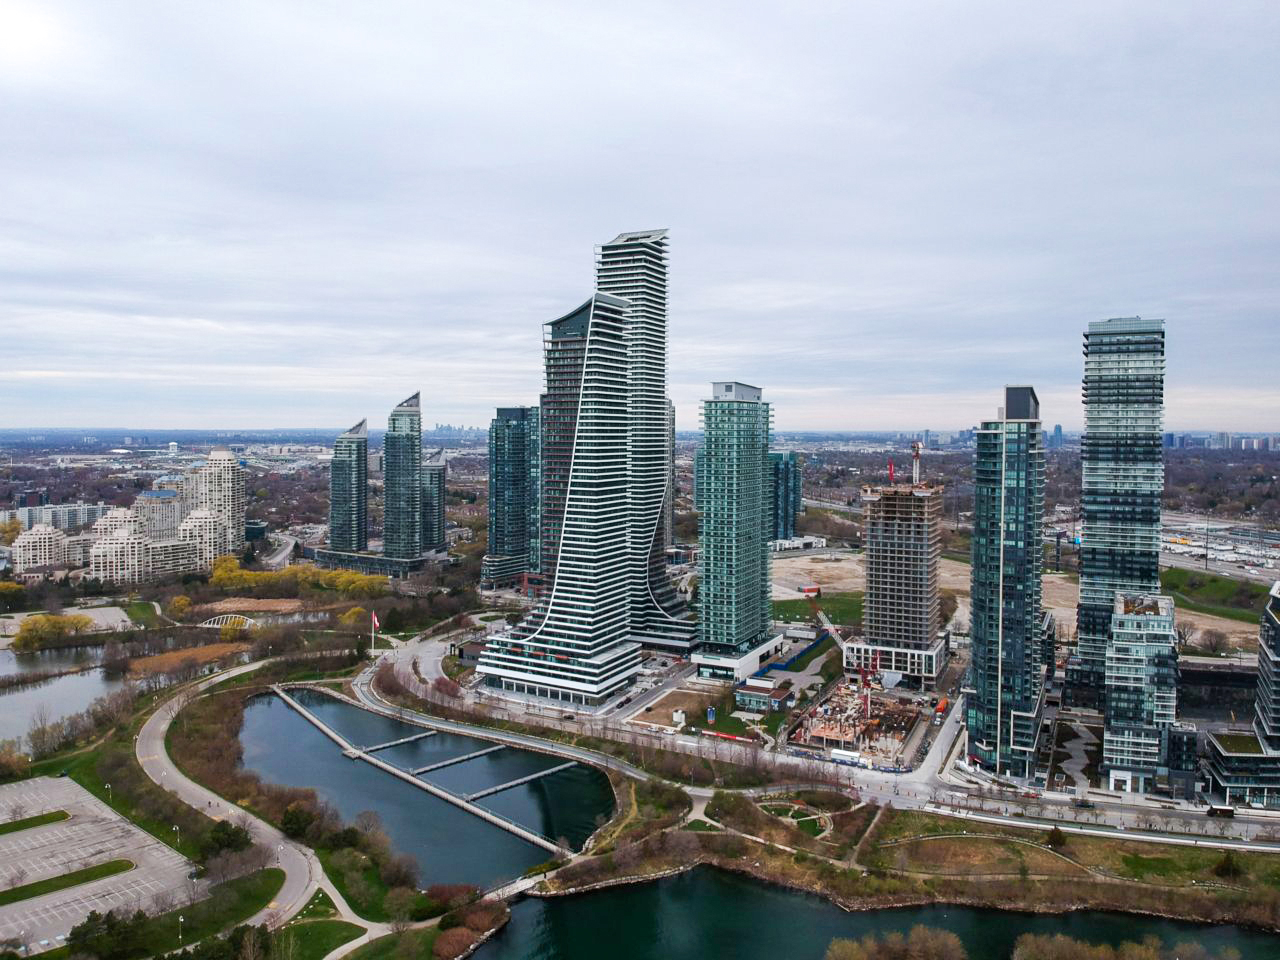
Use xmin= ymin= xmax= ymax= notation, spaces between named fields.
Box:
xmin=911 ymin=441 xmax=922 ymax=484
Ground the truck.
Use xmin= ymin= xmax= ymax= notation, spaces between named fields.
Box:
xmin=932 ymin=698 xmax=949 ymax=725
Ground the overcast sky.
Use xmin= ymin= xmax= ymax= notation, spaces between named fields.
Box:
xmin=2 ymin=1 xmax=1277 ymax=433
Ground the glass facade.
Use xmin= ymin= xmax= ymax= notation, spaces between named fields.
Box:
xmin=482 ymin=406 xmax=540 ymax=589
xmin=965 ymin=386 xmax=1046 ymax=779
xmin=477 ymin=294 xmax=642 ymax=705
xmin=422 ymin=452 xmax=447 ymax=553
xmin=329 ymin=419 xmax=368 ymax=553
xmin=768 ymin=450 xmax=803 ymax=541
xmin=695 ymin=382 xmax=773 ymax=656
xmin=596 ymin=231 xmax=695 ymax=651
xmin=383 ymin=393 xmax=423 ymax=560
xmin=1207 ymin=583 xmax=1280 ymax=805
xmin=1075 ymin=318 xmax=1165 ymax=693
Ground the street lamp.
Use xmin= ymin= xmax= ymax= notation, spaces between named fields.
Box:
xmin=178 ymin=915 xmax=184 ymax=946
xmin=173 ymin=824 xmax=180 ymax=847
xmin=105 ymin=783 xmax=112 ymax=805
xmin=276 ymin=844 xmax=283 ymax=865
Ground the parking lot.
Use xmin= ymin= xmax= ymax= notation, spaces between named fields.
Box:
xmin=0 ymin=777 xmax=197 ymax=954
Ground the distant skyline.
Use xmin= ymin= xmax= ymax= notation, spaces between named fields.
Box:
xmin=2 ymin=2 xmax=1277 ymax=431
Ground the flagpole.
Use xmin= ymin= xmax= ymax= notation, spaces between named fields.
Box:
xmin=370 ymin=614 xmax=375 ymax=656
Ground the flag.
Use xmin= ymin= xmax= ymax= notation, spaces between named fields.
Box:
xmin=371 ymin=611 xmax=380 ymax=631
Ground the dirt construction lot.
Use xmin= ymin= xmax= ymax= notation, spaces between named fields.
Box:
xmin=636 ymin=687 xmax=720 ymax=729
xmin=774 ymin=550 xmax=1255 ymax=647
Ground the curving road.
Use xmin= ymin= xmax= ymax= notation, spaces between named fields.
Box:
xmin=134 ymin=661 xmax=382 ymax=938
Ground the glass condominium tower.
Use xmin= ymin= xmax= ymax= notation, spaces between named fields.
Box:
xmin=329 ymin=419 xmax=368 ymax=553
xmin=481 ymin=406 xmax=541 ymax=589
xmin=422 ymin=450 xmax=447 ymax=553
xmin=966 ymin=386 xmax=1047 ymax=778
xmin=478 ymin=294 xmax=641 ymax=705
xmin=596 ymin=230 xmax=695 ymax=652
xmin=769 ymin=451 xmax=803 ymax=541
xmin=695 ymin=382 xmax=773 ymax=656
xmin=383 ymin=392 xmax=423 ymax=560
xmin=1075 ymin=318 xmax=1165 ymax=694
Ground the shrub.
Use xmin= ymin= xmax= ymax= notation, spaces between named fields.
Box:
xmin=431 ymin=928 xmax=477 ymax=960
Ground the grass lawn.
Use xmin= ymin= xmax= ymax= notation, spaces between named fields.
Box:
xmin=125 ymin=600 xmax=161 ymax=628
xmin=772 ymin=592 xmax=864 ymax=628
xmin=1214 ymin=732 xmax=1264 ymax=754
xmin=277 ymin=920 xmax=364 ymax=960
xmin=687 ymin=706 xmax=752 ymax=738
xmin=795 ymin=817 xmax=824 ymax=837
xmin=1161 ymin=568 xmax=1270 ymax=623
xmin=317 ymin=848 xmax=392 ymax=922
xmin=140 ymin=868 xmax=285 ymax=954
xmin=0 ymin=810 xmax=69 ymax=835
xmin=62 ymin=739 xmax=207 ymax=860
xmin=349 ymin=929 xmax=441 ymax=960
xmin=294 ymin=888 xmax=338 ymax=920
xmin=789 ymin=636 xmax=835 ymax=671
xmin=0 ymin=859 xmax=133 ymax=907
xmin=442 ymin=655 xmax=470 ymax=681
xmin=684 ymin=819 xmax=722 ymax=832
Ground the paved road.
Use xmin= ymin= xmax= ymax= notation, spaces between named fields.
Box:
xmin=370 ymin=636 xmax=1280 ymax=851
xmin=135 ymin=662 xmax=378 ymax=936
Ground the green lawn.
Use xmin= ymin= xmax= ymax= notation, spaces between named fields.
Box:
xmin=58 ymin=741 xmax=207 ymax=860
xmin=277 ymin=920 xmax=364 ymax=960
xmin=125 ymin=600 xmax=161 ymax=628
xmin=684 ymin=819 xmax=722 ymax=832
xmin=0 ymin=859 xmax=133 ymax=907
xmin=771 ymin=591 xmax=864 ymax=627
xmin=789 ymin=635 xmax=835 ymax=671
xmin=1214 ymin=732 xmax=1264 ymax=754
xmin=1161 ymin=568 xmax=1270 ymax=624
xmin=348 ymin=929 xmax=441 ymax=960
xmin=140 ymin=868 xmax=285 ymax=954
xmin=317 ymin=848 xmax=393 ymax=922
xmin=294 ymin=888 xmax=338 ymax=920
xmin=0 ymin=810 xmax=69 ymax=835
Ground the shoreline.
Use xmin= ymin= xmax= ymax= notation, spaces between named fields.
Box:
xmin=526 ymin=854 xmax=1280 ymax=937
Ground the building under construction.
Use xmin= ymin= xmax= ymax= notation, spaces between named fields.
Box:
xmin=791 ymin=678 xmax=924 ymax=767
xmin=844 ymin=448 xmax=948 ymax=688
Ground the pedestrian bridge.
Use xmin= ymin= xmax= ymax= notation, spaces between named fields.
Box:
xmin=198 ymin=614 xmax=260 ymax=630
xmin=271 ymin=684 xmax=568 ymax=854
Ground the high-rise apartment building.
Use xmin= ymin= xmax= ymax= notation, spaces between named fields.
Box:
xmin=965 ymin=386 xmax=1047 ymax=778
xmin=597 ymin=230 xmax=694 ymax=652
xmin=1207 ymin=582 xmax=1280 ymax=806
xmin=383 ymin=393 xmax=423 ymax=560
xmin=478 ymin=294 xmax=641 ymax=705
xmin=12 ymin=524 xmax=68 ymax=572
xmin=330 ymin=420 xmax=368 ymax=553
xmin=482 ymin=406 xmax=541 ymax=590
xmin=691 ymin=383 xmax=782 ymax=681
xmin=479 ymin=230 xmax=696 ymax=705
xmin=1073 ymin=318 xmax=1165 ymax=698
xmin=195 ymin=449 xmax=248 ymax=554
xmin=1102 ymin=593 xmax=1194 ymax=794
xmin=131 ymin=490 xmax=183 ymax=540
xmin=422 ymin=450 xmax=447 ymax=553
xmin=768 ymin=451 xmax=803 ymax=541
xmin=846 ymin=481 xmax=945 ymax=687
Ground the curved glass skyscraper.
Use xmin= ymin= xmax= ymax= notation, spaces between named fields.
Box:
xmin=384 ymin=392 xmax=423 ymax=560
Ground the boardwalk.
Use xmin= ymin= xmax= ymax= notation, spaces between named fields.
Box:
xmin=271 ymin=686 xmax=563 ymax=854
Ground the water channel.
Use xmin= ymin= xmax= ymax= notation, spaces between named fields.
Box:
xmin=0 ymin=645 xmax=123 ymax=744
xmin=477 ymin=867 xmax=1280 ymax=960
xmin=238 ymin=691 xmax=615 ymax=889
xmin=238 ymin=691 xmax=1280 ymax=957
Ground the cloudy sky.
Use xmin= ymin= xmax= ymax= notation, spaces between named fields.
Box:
xmin=2 ymin=1 xmax=1277 ymax=432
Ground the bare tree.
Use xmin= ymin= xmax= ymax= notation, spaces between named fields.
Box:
xmin=1202 ymin=629 xmax=1230 ymax=656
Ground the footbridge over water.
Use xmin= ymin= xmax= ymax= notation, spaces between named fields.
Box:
xmin=365 ymin=730 xmax=437 ymax=753
xmin=271 ymin=685 xmax=564 ymax=854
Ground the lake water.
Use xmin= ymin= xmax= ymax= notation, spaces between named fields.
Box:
xmin=477 ymin=866 xmax=1280 ymax=960
xmin=0 ymin=645 xmax=122 ymax=744
xmin=237 ymin=692 xmax=615 ymax=889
